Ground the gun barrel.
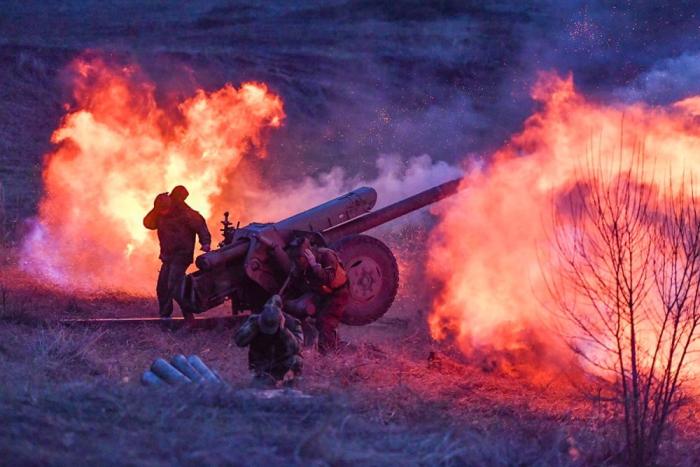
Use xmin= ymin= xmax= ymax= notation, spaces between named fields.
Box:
xmin=275 ymin=187 xmax=377 ymax=232
xmin=195 ymin=240 xmax=248 ymax=270
xmin=195 ymin=187 xmax=377 ymax=271
xmin=323 ymin=178 xmax=462 ymax=242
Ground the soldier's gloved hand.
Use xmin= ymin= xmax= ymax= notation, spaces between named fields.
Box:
xmin=153 ymin=192 xmax=172 ymax=213
xmin=303 ymin=249 xmax=318 ymax=267
xmin=201 ymin=243 xmax=211 ymax=252
xmin=154 ymin=192 xmax=169 ymax=205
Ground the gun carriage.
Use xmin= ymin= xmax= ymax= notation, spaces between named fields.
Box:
xmin=179 ymin=179 xmax=461 ymax=325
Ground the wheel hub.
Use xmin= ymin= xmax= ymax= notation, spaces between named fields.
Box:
xmin=347 ymin=256 xmax=382 ymax=302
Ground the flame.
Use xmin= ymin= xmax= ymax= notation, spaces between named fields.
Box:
xmin=22 ymin=56 xmax=284 ymax=294
xmin=428 ymin=73 xmax=700 ymax=372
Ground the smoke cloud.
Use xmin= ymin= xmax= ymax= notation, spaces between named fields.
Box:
xmin=241 ymin=154 xmax=462 ymax=226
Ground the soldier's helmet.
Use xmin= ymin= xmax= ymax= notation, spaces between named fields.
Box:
xmin=258 ymin=294 xmax=283 ymax=335
xmin=170 ymin=185 xmax=189 ymax=203
xmin=267 ymin=294 xmax=283 ymax=310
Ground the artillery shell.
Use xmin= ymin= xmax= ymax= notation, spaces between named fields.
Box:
xmin=187 ymin=355 xmax=220 ymax=383
xmin=150 ymin=358 xmax=191 ymax=385
xmin=171 ymin=354 xmax=204 ymax=383
xmin=141 ymin=370 xmax=163 ymax=386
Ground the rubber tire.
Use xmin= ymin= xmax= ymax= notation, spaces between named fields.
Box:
xmin=330 ymin=234 xmax=399 ymax=326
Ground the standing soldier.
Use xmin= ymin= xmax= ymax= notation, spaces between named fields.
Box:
xmin=234 ymin=295 xmax=304 ymax=386
xmin=143 ymin=185 xmax=211 ymax=318
xmin=283 ymin=237 xmax=349 ymax=354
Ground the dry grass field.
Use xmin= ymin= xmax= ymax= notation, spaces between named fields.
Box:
xmin=2 ymin=263 xmax=699 ymax=466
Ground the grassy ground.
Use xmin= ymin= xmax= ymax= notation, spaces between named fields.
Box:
xmin=3 ymin=264 xmax=699 ymax=466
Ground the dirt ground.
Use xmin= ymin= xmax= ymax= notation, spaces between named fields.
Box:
xmin=1 ymin=264 xmax=699 ymax=466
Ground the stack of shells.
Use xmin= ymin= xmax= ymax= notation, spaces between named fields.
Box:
xmin=142 ymin=354 xmax=223 ymax=386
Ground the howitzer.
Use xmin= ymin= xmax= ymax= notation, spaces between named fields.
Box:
xmin=178 ymin=178 xmax=462 ymax=325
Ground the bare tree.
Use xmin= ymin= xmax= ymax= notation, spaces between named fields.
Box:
xmin=549 ymin=141 xmax=700 ymax=465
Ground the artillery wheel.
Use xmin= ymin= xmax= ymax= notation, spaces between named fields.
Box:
xmin=331 ymin=234 xmax=399 ymax=326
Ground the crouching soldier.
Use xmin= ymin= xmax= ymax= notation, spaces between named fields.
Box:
xmin=234 ymin=295 xmax=303 ymax=386
xmin=284 ymin=237 xmax=349 ymax=354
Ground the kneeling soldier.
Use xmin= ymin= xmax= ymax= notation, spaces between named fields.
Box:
xmin=234 ymin=295 xmax=303 ymax=386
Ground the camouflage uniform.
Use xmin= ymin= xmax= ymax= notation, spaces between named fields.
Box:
xmin=144 ymin=193 xmax=211 ymax=318
xmin=234 ymin=310 xmax=304 ymax=383
xmin=286 ymin=247 xmax=349 ymax=353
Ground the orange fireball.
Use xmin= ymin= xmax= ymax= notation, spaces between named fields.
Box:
xmin=22 ymin=56 xmax=284 ymax=295
xmin=428 ymin=73 xmax=700 ymax=369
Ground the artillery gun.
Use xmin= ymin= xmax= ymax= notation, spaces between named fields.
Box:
xmin=178 ymin=178 xmax=462 ymax=325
